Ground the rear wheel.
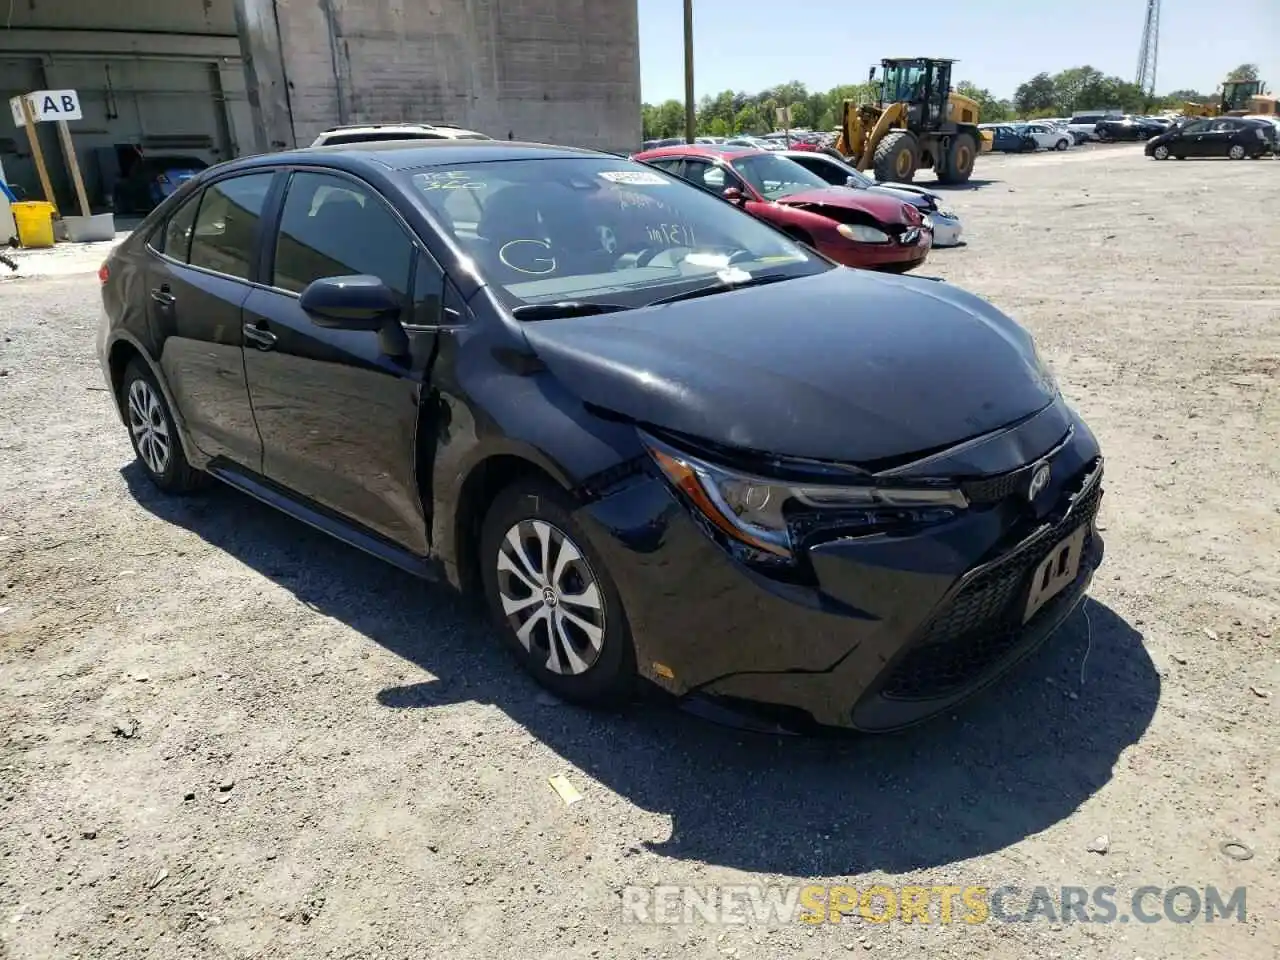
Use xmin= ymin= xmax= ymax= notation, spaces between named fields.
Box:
xmin=119 ymin=360 xmax=205 ymax=493
xmin=873 ymin=130 xmax=919 ymax=183
xmin=480 ymin=479 xmax=636 ymax=707
xmin=937 ymin=133 xmax=977 ymax=184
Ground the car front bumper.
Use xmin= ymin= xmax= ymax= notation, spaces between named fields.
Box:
xmin=818 ymin=228 xmax=932 ymax=271
xmin=929 ymin=213 xmax=963 ymax=247
xmin=576 ymin=400 xmax=1104 ymax=732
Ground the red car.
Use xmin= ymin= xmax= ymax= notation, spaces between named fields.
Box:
xmin=631 ymin=145 xmax=930 ymax=272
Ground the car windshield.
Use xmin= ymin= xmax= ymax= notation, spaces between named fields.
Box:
xmin=408 ymin=157 xmax=828 ymax=309
xmin=730 ymin=153 xmax=830 ymax=200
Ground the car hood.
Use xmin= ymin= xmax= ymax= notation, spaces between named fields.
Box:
xmin=866 ymin=183 xmax=934 ymax=211
xmin=771 ymin=187 xmax=915 ymax=224
xmin=519 ymin=269 xmax=1056 ymax=465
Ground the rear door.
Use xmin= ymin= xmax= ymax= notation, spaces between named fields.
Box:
xmin=240 ymin=169 xmax=442 ymax=553
xmin=147 ymin=171 xmax=276 ymax=468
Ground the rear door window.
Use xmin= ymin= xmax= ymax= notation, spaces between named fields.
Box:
xmin=187 ymin=173 xmax=275 ymax=280
xmin=153 ymin=191 xmax=201 ymax=260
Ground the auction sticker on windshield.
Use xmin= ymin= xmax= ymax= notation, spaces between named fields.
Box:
xmin=599 ymin=171 xmax=668 ymax=185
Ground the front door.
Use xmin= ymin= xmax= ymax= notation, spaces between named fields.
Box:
xmin=147 ymin=172 xmax=275 ymax=468
xmin=241 ymin=170 xmax=443 ymax=554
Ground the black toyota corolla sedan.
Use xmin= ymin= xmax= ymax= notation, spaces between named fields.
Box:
xmin=97 ymin=140 xmax=1105 ymax=732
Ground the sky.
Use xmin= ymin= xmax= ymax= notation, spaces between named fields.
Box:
xmin=637 ymin=0 xmax=1280 ymax=103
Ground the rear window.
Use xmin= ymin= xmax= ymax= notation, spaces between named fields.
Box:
xmin=322 ymin=131 xmax=447 ymax=144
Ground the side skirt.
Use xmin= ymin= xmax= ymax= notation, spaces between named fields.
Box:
xmin=208 ymin=461 xmax=444 ymax=582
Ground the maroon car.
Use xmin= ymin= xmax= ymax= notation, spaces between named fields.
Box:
xmin=632 ymin=145 xmax=930 ymax=272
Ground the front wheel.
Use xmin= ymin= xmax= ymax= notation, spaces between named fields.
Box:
xmin=1056 ymin=139 xmax=1070 ymax=151
xmin=480 ymin=479 xmax=637 ymax=707
xmin=873 ymin=130 xmax=919 ymax=183
xmin=1152 ymin=144 xmax=1170 ymax=160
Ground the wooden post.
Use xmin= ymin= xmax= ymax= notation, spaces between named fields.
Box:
xmin=19 ymin=96 xmax=57 ymax=210
xmin=55 ymin=119 xmax=90 ymax=217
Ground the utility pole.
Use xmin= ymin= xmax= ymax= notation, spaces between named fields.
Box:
xmin=683 ymin=0 xmax=696 ymax=143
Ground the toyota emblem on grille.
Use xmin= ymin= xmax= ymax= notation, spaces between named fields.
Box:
xmin=1028 ymin=462 xmax=1052 ymax=501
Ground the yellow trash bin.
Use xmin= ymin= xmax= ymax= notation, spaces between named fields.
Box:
xmin=12 ymin=201 xmax=57 ymax=248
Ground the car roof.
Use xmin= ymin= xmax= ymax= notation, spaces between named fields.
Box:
xmin=221 ymin=139 xmax=607 ymax=174
xmin=635 ymin=144 xmax=764 ymax=161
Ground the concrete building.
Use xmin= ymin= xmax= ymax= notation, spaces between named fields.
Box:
xmin=0 ymin=0 xmax=641 ymax=211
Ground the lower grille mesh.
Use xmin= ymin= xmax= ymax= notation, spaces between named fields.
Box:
xmin=880 ymin=472 xmax=1103 ymax=701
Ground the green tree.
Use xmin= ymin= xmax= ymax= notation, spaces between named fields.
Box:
xmin=1226 ymin=63 xmax=1259 ymax=82
xmin=707 ymin=117 xmax=728 ymax=137
xmin=644 ymin=99 xmax=686 ymax=140
xmin=1051 ymin=66 xmax=1106 ymax=112
xmin=1014 ymin=73 xmax=1056 ymax=115
xmin=733 ymin=104 xmax=763 ymax=134
xmin=956 ymin=81 xmax=1011 ymax=122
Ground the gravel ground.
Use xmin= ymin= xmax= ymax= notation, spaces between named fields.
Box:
xmin=1 ymin=146 xmax=1277 ymax=960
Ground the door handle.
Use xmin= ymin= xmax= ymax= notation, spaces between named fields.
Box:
xmin=242 ymin=322 xmax=278 ymax=350
xmin=150 ymin=286 xmax=175 ymax=306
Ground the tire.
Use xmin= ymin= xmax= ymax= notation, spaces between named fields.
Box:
xmin=1152 ymin=144 xmax=1170 ymax=160
xmin=873 ymin=130 xmax=918 ymax=183
xmin=1227 ymin=144 xmax=1246 ymax=160
xmin=937 ymin=133 xmax=977 ymax=184
xmin=119 ymin=360 xmax=205 ymax=493
xmin=1056 ymin=138 xmax=1070 ymax=151
xmin=480 ymin=478 xmax=637 ymax=707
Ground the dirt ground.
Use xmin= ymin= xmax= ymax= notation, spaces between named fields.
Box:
xmin=1 ymin=146 xmax=1277 ymax=960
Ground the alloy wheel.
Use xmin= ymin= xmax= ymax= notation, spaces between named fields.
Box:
xmin=127 ymin=378 xmax=171 ymax=475
xmin=496 ymin=519 xmax=605 ymax=676
xmin=1228 ymin=144 xmax=1245 ymax=160
xmin=1153 ymin=144 xmax=1169 ymax=160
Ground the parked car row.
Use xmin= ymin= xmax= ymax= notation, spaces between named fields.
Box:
xmin=98 ymin=136 xmax=1104 ymax=733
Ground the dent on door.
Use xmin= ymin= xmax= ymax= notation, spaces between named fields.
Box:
xmin=240 ymin=288 xmax=431 ymax=554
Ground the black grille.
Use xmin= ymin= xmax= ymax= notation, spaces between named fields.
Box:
xmin=880 ymin=470 xmax=1104 ymax=701
xmin=961 ymin=465 xmax=1032 ymax=504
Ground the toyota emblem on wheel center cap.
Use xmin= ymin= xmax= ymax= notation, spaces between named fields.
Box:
xmin=1027 ymin=462 xmax=1052 ymax=501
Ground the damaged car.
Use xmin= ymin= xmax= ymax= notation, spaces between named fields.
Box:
xmin=98 ymin=140 xmax=1105 ymax=734
xmin=777 ymin=149 xmax=965 ymax=248
xmin=632 ymin=144 xmax=931 ymax=272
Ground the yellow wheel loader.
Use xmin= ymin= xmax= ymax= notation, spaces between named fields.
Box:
xmin=836 ymin=58 xmax=987 ymax=185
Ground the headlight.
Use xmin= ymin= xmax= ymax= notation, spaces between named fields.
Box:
xmin=641 ymin=433 xmax=968 ymax=561
xmin=921 ymin=215 xmax=934 ymax=230
xmin=936 ymin=208 xmax=956 ymax=220
xmin=836 ymin=223 xmax=890 ymax=243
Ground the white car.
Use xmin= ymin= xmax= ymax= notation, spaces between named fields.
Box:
xmin=309 ymin=122 xmax=491 ymax=147
xmin=1021 ymin=123 xmax=1073 ymax=151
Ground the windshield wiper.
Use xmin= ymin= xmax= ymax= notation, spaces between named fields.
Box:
xmin=510 ymin=301 xmax=631 ymax=321
xmin=647 ymin=273 xmax=794 ymax=307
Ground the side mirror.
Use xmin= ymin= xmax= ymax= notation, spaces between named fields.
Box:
xmin=722 ymin=186 xmax=744 ymax=203
xmin=845 ymin=175 xmax=859 ymax=187
xmin=300 ymin=275 xmax=401 ymax=331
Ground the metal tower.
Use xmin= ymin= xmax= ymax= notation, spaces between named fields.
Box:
xmin=1135 ymin=0 xmax=1161 ymax=96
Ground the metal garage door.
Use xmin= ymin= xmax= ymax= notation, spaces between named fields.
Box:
xmin=1 ymin=55 xmax=245 ymax=211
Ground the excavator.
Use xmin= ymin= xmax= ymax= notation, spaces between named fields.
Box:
xmin=1183 ymin=78 xmax=1277 ymax=118
xmin=835 ymin=57 xmax=988 ymax=185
